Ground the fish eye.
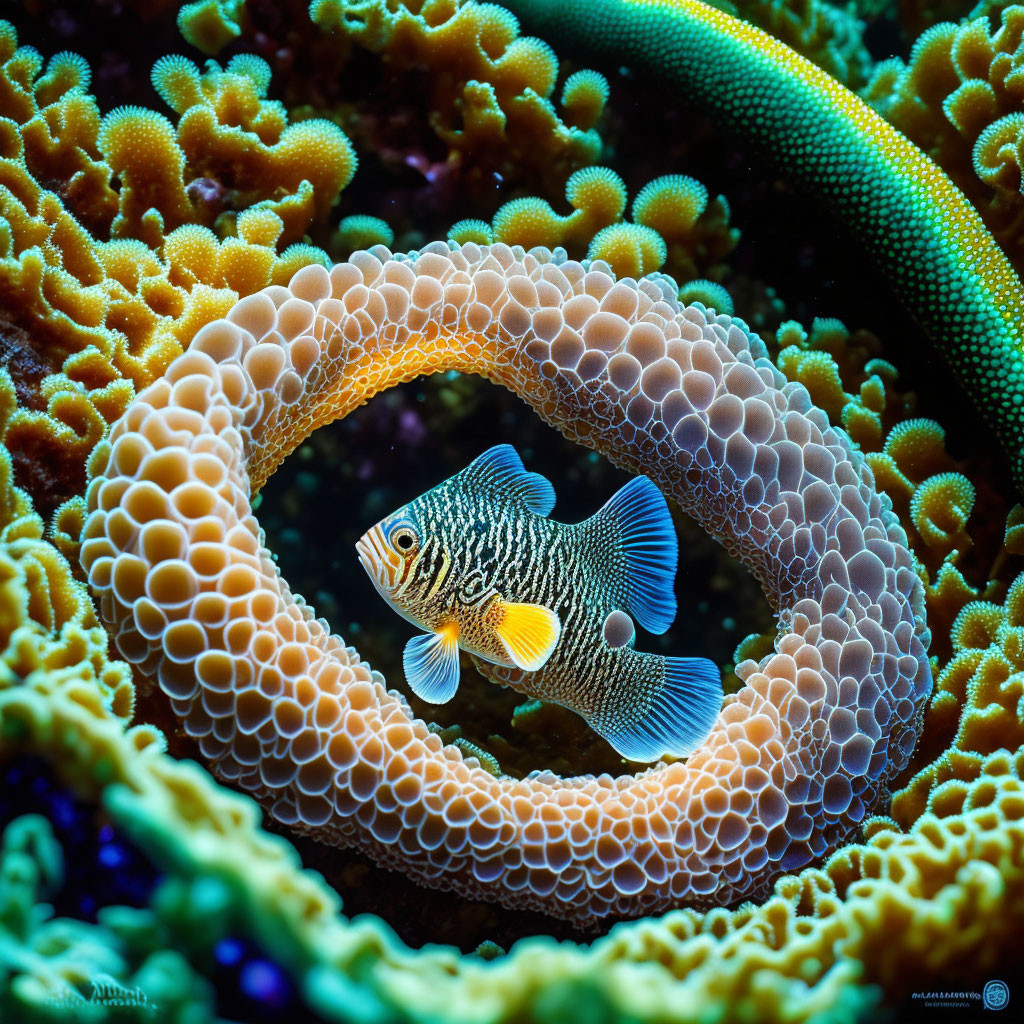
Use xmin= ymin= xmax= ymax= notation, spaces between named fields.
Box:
xmin=390 ymin=526 xmax=417 ymax=552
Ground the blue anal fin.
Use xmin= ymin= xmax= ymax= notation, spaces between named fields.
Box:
xmin=403 ymin=629 xmax=461 ymax=703
xmin=606 ymin=656 xmax=722 ymax=762
xmin=598 ymin=475 xmax=678 ymax=634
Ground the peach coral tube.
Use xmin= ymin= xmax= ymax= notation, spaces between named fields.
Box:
xmin=82 ymin=242 xmax=930 ymax=923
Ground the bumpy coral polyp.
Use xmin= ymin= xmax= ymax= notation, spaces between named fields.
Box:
xmin=82 ymin=242 xmax=931 ymax=922
xmin=99 ymin=53 xmax=355 ymax=248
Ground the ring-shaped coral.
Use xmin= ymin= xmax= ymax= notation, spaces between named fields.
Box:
xmin=80 ymin=241 xmax=931 ymax=923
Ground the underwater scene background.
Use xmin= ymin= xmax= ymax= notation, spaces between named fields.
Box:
xmin=1 ymin=0 xmax=1023 ymax=1020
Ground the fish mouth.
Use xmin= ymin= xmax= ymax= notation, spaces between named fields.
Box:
xmin=357 ymin=526 xmax=426 ymax=631
xmin=356 ymin=526 xmax=401 ymax=592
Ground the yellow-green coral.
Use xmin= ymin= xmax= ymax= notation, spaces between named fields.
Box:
xmin=331 ymin=213 xmax=395 ymax=254
xmin=0 ymin=22 xmax=339 ymax=521
xmin=774 ymin=317 xmax=903 ymax=451
xmin=464 ymin=167 xmax=737 ymax=280
xmin=891 ymin=577 xmax=1024 ymax=831
xmin=0 ymin=445 xmax=134 ymax=722
xmin=586 ymin=222 xmax=667 ymax=276
xmin=178 ymin=0 xmax=246 ymax=54
xmin=910 ymin=471 xmax=975 ymax=556
xmin=560 ymin=69 xmax=610 ymax=132
xmin=307 ymin=0 xmax=607 ymax=190
xmin=678 ymin=277 xmax=734 ymax=315
xmin=448 ymin=217 xmax=495 ymax=245
xmin=170 ymin=0 xmax=623 ymax=254
xmin=489 ymin=165 xmax=626 ymax=247
xmin=632 ymin=175 xmax=738 ymax=283
xmin=868 ymin=419 xmax=985 ymax=645
xmin=0 ymin=33 xmax=114 ymax=231
xmin=101 ymin=53 xmax=356 ymax=247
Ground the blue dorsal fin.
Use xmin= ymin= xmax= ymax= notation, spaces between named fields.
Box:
xmin=596 ymin=475 xmax=678 ymax=634
xmin=403 ymin=629 xmax=461 ymax=703
xmin=464 ymin=444 xmax=556 ymax=516
xmin=605 ymin=656 xmax=722 ymax=762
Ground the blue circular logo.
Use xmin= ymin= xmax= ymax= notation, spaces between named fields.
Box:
xmin=983 ymin=980 xmax=1009 ymax=1011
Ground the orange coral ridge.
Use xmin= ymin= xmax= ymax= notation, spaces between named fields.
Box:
xmin=82 ymin=242 xmax=930 ymax=923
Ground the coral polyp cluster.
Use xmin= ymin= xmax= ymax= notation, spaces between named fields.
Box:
xmin=455 ymin=167 xmax=738 ymax=281
xmin=0 ymin=17 xmax=356 ymax=524
xmin=193 ymin=0 xmax=612 ymax=214
xmin=105 ymin=52 xmax=355 ymax=247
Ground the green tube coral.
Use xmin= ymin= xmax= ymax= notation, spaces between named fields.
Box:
xmin=501 ymin=0 xmax=1024 ymax=487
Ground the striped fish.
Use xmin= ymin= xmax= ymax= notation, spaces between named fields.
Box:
xmin=356 ymin=445 xmax=722 ymax=762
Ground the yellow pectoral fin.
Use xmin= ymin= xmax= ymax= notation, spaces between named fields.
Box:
xmin=495 ymin=601 xmax=561 ymax=671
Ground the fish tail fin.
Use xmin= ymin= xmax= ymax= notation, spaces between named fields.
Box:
xmin=594 ymin=475 xmax=678 ymax=634
xmin=602 ymin=653 xmax=721 ymax=763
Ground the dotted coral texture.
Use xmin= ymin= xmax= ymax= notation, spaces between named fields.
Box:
xmin=81 ymin=242 xmax=930 ymax=922
xmin=715 ymin=0 xmax=873 ymax=87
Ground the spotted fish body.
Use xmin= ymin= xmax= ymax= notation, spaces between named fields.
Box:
xmin=356 ymin=445 xmax=722 ymax=762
